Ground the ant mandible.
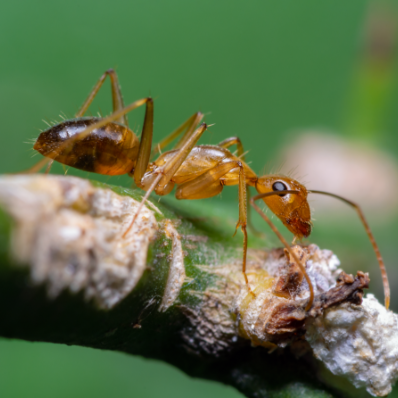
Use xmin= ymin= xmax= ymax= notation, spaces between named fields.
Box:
xmin=28 ymin=69 xmax=390 ymax=310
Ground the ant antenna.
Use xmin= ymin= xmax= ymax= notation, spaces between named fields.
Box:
xmin=309 ymin=190 xmax=390 ymax=309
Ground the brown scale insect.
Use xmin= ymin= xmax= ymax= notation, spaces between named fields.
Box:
xmin=29 ymin=69 xmax=390 ymax=310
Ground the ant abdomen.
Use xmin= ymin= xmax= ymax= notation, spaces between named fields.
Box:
xmin=34 ymin=117 xmax=140 ymax=175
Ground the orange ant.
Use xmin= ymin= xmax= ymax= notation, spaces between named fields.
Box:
xmin=28 ymin=69 xmax=390 ymax=310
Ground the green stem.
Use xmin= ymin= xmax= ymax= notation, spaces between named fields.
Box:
xmin=0 ymin=175 xmax=365 ymax=398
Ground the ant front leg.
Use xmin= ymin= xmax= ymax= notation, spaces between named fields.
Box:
xmin=250 ymin=191 xmax=314 ymax=310
xmin=218 ymin=137 xmax=262 ymax=237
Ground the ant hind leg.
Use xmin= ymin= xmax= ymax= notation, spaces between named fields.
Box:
xmin=151 ymin=112 xmax=204 ymax=158
xmin=24 ymin=69 xmax=137 ymax=175
xmin=76 ymin=69 xmax=128 ymax=126
xmin=218 ymin=137 xmax=245 ymax=160
xmin=26 ymin=98 xmax=152 ymax=174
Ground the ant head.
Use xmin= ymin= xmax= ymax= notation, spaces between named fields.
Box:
xmin=255 ymin=175 xmax=312 ymax=239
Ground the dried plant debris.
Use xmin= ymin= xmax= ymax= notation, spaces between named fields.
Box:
xmin=0 ymin=175 xmax=158 ymax=309
xmin=233 ymin=245 xmax=363 ymax=348
xmin=238 ymin=247 xmax=398 ymax=397
xmin=183 ymin=245 xmax=352 ymax=351
xmin=186 ymin=245 xmax=397 ymax=396
xmin=307 ymin=295 xmax=398 ymax=397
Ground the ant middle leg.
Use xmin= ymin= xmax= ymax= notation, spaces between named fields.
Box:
xmin=175 ymin=160 xmax=254 ymax=294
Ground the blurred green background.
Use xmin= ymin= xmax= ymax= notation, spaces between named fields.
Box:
xmin=1 ymin=0 xmax=398 ymax=397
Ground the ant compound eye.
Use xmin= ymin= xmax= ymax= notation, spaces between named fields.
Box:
xmin=272 ymin=181 xmax=287 ymax=197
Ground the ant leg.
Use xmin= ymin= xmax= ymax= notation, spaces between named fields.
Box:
xmin=309 ymin=190 xmax=390 ymax=309
xmin=122 ymin=123 xmax=208 ymax=238
xmin=218 ymin=137 xmax=245 ymax=160
xmin=176 ymin=160 xmax=253 ymax=294
xmin=133 ymin=98 xmax=154 ymax=185
xmin=26 ymin=98 xmax=152 ymax=174
xmin=245 ymin=186 xmax=264 ymax=237
xmin=176 ymin=160 xmax=241 ymax=199
xmin=152 ymin=112 xmax=204 ymax=157
xmin=250 ymin=190 xmax=314 ymax=311
xmin=155 ymin=123 xmax=208 ymax=193
xmin=218 ymin=137 xmax=262 ymax=236
xmin=237 ymin=165 xmax=252 ymax=295
xmin=76 ymin=69 xmax=128 ymax=126
xmin=44 ymin=160 xmax=54 ymax=175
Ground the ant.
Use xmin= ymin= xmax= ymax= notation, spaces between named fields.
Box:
xmin=27 ymin=69 xmax=390 ymax=310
